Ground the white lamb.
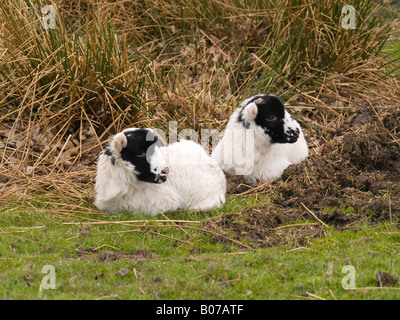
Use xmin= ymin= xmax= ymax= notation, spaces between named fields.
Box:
xmin=94 ymin=128 xmax=226 ymax=216
xmin=212 ymin=94 xmax=309 ymax=186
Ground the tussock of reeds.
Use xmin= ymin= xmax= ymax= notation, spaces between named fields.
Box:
xmin=0 ymin=0 xmax=399 ymax=211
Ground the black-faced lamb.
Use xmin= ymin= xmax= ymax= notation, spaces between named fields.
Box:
xmin=212 ymin=94 xmax=309 ymax=186
xmin=94 ymin=128 xmax=226 ymax=215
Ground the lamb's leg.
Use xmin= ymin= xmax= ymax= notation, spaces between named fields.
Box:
xmin=191 ymin=195 xmax=225 ymax=212
xmin=243 ymin=175 xmax=258 ymax=187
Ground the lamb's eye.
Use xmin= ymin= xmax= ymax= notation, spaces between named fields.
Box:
xmin=266 ymin=115 xmax=278 ymax=122
xmin=135 ymin=152 xmax=146 ymax=158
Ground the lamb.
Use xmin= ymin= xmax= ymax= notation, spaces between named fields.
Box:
xmin=94 ymin=128 xmax=226 ymax=216
xmin=212 ymin=94 xmax=309 ymax=186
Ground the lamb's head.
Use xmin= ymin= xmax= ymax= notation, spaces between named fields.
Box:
xmin=238 ymin=94 xmax=300 ymax=144
xmin=108 ymin=128 xmax=169 ymax=184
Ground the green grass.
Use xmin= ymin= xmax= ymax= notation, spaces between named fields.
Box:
xmin=1 ymin=195 xmax=400 ymax=300
xmin=382 ymin=40 xmax=400 ymax=76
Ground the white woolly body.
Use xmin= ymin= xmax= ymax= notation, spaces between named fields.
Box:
xmin=94 ymin=139 xmax=226 ymax=216
xmin=212 ymin=108 xmax=309 ymax=185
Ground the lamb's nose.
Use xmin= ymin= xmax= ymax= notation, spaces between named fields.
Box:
xmin=295 ymin=128 xmax=300 ymax=137
xmin=162 ymin=167 xmax=169 ymax=176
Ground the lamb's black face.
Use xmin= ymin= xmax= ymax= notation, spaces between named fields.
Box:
xmin=240 ymin=95 xmax=300 ymax=144
xmin=120 ymin=129 xmax=169 ymax=184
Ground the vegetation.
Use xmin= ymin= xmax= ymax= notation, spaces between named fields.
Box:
xmin=1 ymin=196 xmax=400 ymax=300
xmin=0 ymin=0 xmax=399 ymax=300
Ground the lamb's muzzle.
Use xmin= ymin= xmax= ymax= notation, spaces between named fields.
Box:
xmin=158 ymin=167 xmax=169 ymax=183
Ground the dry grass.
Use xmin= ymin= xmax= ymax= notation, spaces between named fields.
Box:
xmin=0 ymin=0 xmax=399 ymax=210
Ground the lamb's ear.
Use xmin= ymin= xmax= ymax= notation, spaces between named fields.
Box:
xmin=111 ymin=132 xmax=128 ymax=154
xmin=242 ymin=102 xmax=258 ymax=122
